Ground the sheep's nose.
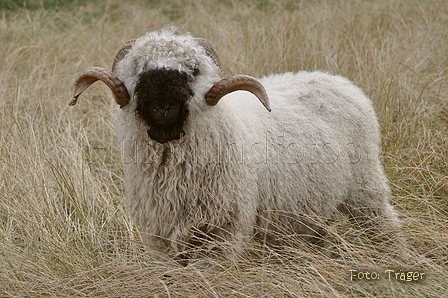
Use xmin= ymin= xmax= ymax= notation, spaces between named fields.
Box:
xmin=153 ymin=107 xmax=168 ymax=117
xmin=150 ymin=104 xmax=180 ymax=126
xmin=152 ymin=104 xmax=173 ymax=119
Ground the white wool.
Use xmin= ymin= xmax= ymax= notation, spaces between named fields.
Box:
xmin=114 ymin=29 xmax=401 ymax=255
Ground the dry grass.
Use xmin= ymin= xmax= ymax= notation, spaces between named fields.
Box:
xmin=1 ymin=0 xmax=447 ymax=296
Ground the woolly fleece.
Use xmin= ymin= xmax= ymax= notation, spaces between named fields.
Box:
xmin=114 ymin=28 xmax=400 ymax=255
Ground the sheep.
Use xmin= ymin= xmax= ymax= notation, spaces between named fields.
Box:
xmin=70 ymin=27 xmax=401 ymax=258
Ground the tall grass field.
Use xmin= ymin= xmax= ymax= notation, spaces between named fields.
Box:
xmin=1 ymin=0 xmax=447 ymax=296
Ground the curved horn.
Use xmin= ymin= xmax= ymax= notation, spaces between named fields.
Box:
xmin=112 ymin=39 xmax=136 ymax=73
xmin=205 ymin=75 xmax=271 ymax=112
xmin=70 ymin=66 xmax=130 ymax=107
xmin=195 ymin=38 xmax=222 ymax=75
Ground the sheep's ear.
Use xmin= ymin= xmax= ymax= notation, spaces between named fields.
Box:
xmin=205 ymin=75 xmax=271 ymax=112
xmin=70 ymin=66 xmax=130 ymax=107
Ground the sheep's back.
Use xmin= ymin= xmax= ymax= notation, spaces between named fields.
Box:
xmin=226 ymin=71 xmax=384 ymax=219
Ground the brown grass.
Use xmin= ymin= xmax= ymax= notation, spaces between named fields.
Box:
xmin=1 ymin=0 xmax=447 ymax=296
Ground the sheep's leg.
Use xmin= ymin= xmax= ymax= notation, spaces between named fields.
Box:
xmin=173 ymin=225 xmax=249 ymax=268
xmin=255 ymin=209 xmax=328 ymax=245
xmin=341 ymin=173 xmax=403 ymax=243
xmin=340 ymin=200 xmax=401 ymax=238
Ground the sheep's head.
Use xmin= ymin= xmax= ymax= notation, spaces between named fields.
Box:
xmin=134 ymin=68 xmax=192 ymax=143
xmin=70 ymin=29 xmax=271 ymax=143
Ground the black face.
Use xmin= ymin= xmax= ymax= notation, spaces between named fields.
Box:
xmin=134 ymin=68 xmax=193 ymax=143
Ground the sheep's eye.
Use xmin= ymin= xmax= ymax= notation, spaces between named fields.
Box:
xmin=193 ymin=68 xmax=199 ymax=76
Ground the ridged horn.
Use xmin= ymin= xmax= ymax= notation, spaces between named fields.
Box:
xmin=195 ymin=38 xmax=222 ymax=75
xmin=112 ymin=39 xmax=136 ymax=73
xmin=70 ymin=66 xmax=130 ymax=107
xmin=205 ymin=75 xmax=271 ymax=112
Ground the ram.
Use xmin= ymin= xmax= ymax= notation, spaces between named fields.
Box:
xmin=71 ymin=28 xmax=401 ymax=258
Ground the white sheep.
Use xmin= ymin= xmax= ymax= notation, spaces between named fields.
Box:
xmin=71 ymin=28 xmax=401 ymax=258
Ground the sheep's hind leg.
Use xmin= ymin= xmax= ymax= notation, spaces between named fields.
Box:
xmin=340 ymin=179 xmax=403 ymax=244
